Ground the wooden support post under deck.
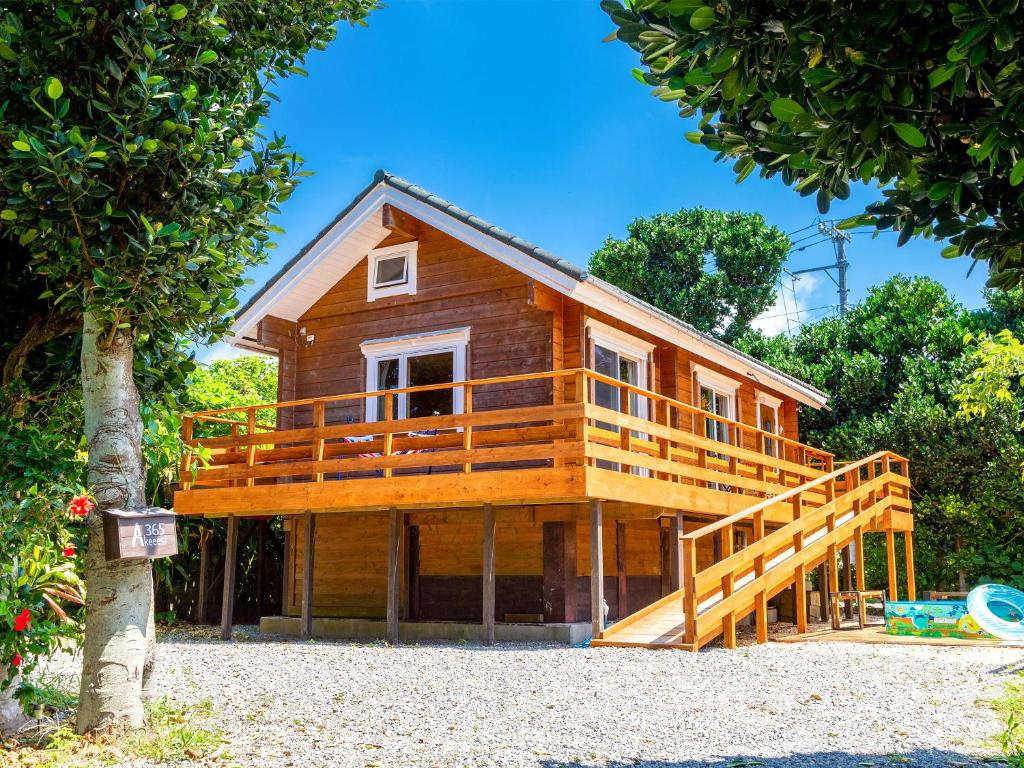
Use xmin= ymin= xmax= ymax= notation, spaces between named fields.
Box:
xmin=220 ymin=515 xmax=239 ymax=641
xmin=386 ymin=507 xmax=401 ymax=645
xmin=669 ymin=512 xmax=682 ymax=592
xmin=301 ymin=511 xmax=316 ymax=640
xmin=196 ymin=527 xmax=209 ymax=625
xmin=753 ymin=510 xmax=768 ymax=645
xmin=590 ymin=499 xmax=604 ymax=638
xmin=841 ymin=546 xmax=853 ymax=620
xmin=886 ymin=527 xmax=898 ymax=602
xmin=817 ymin=562 xmax=829 ymax=623
xmin=904 ymin=530 xmax=916 ymax=601
xmin=482 ymin=503 xmax=496 ymax=646
xmin=615 ymin=521 xmax=627 ymax=620
xmin=794 ymin=564 xmax=808 ymax=634
xmin=854 ymin=526 xmax=866 ymax=591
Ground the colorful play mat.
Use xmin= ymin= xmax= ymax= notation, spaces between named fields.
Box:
xmin=885 ymin=584 xmax=1024 ymax=641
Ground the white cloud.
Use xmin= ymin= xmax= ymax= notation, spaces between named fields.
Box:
xmin=752 ymin=273 xmax=822 ymax=336
xmin=195 ymin=341 xmax=256 ymax=365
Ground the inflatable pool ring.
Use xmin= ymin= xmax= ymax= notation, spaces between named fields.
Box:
xmin=967 ymin=584 xmax=1024 ymax=641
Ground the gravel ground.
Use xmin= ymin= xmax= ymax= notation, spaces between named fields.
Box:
xmin=52 ymin=625 xmax=1024 ymax=767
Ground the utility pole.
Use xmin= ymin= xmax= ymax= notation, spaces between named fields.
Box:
xmin=789 ymin=221 xmax=852 ymax=315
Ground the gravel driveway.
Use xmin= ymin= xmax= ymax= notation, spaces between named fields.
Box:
xmin=124 ymin=625 xmax=1018 ymax=768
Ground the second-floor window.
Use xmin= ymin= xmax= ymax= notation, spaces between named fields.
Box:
xmin=361 ymin=327 xmax=469 ymax=422
xmin=367 ymin=242 xmax=418 ymax=301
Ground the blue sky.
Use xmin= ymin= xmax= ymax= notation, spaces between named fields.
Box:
xmin=209 ymin=0 xmax=988 ymax=358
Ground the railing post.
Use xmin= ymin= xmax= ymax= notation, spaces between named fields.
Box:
xmin=245 ymin=407 xmax=257 ymax=487
xmin=180 ymin=416 xmax=193 ymax=491
xmin=229 ymin=422 xmax=240 ymax=488
xmin=575 ymin=370 xmax=589 ymax=466
xmin=462 ymin=384 xmax=474 ymax=474
xmin=791 ymin=490 xmax=807 ymax=634
xmin=753 ymin=510 xmax=768 ymax=644
xmin=720 ymin=523 xmax=736 ymax=649
xmin=619 ymin=382 xmax=632 ymax=474
xmin=382 ymin=392 xmax=394 ymax=479
xmin=312 ymin=400 xmax=325 ymax=483
xmin=681 ymin=537 xmax=697 ymax=645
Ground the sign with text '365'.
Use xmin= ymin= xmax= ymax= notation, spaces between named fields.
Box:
xmin=102 ymin=507 xmax=178 ymax=561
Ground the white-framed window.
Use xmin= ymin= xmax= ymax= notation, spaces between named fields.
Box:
xmin=694 ymin=365 xmax=739 ymax=446
xmin=367 ymin=242 xmax=417 ymax=301
xmin=756 ymin=392 xmax=783 ymax=457
xmin=586 ymin=318 xmax=654 ymax=419
xmin=360 ymin=327 xmax=469 ymax=422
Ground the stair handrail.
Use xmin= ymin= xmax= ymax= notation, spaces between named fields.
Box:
xmin=679 ymin=449 xmax=909 ymax=545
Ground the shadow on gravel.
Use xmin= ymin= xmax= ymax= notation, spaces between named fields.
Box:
xmin=539 ymin=749 xmax=1004 ymax=767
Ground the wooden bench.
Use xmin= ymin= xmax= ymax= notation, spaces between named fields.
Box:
xmin=830 ymin=589 xmax=887 ymax=629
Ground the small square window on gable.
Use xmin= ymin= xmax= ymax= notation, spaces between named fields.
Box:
xmin=367 ymin=242 xmax=417 ymax=301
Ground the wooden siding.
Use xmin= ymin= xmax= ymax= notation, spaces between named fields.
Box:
xmin=292 ymin=222 xmax=553 ymax=424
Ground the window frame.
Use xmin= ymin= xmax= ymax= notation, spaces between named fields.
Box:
xmin=756 ymin=391 xmax=784 ymax=457
xmin=360 ymin=327 xmax=469 ymax=423
xmin=367 ymin=242 xmax=418 ymax=301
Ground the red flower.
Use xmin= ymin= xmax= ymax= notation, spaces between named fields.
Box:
xmin=11 ymin=653 xmax=22 ymax=668
xmin=69 ymin=495 xmax=94 ymax=517
xmin=13 ymin=609 xmax=30 ymax=633
xmin=63 ymin=545 xmax=76 ymax=557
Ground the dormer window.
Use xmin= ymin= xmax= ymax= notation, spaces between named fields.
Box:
xmin=367 ymin=242 xmax=417 ymax=301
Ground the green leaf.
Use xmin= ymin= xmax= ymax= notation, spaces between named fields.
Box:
xmin=1011 ymin=159 xmax=1024 ymax=187
xmin=927 ymin=181 xmax=955 ymax=200
xmin=197 ymin=50 xmax=218 ymax=65
xmin=770 ymin=97 xmax=805 ymax=123
xmin=157 ymin=222 xmax=180 ymax=237
xmin=0 ymin=43 xmax=16 ymax=62
xmin=928 ymin=64 xmax=957 ymax=89
xmin=891 ymin=122 xmax=926 ymax=148
xmin=142 ymin=139 xmax=159 ymax=152
xmin=89 ymin=150 xmax=107 ymax=159
xmin=45 ymin=77 xmax=63 ymax=100
xmin=168 ymin=3 xmax=188 ymax=20
xmin=0 ymin=209 xmax=17 ymax=220
xmin=685 ymin=131 xmax=704 ymax=144
xmin=689 ymin=6 xmax=717 ymax=30
xmin=11 ymin=140 xmax=30 ymax=152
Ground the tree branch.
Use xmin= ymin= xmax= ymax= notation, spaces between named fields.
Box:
xmin=3 ymin=309 xmax=82 ymax=387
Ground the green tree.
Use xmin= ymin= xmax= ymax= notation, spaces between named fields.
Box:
xmin=738 ymin=276 xmax=1024 ymax=592
xmin=188 ymin=355 xmax=278 ymax=416
xmin=603 ymin=1 xmax=1024 ymax=288
xmin=589 ymin=208 xmax=789 ymax=341
xmin=0 ymin=0 xmax=376 ymax=732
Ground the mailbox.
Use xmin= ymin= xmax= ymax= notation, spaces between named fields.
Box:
xmin=102 ymin=507 xmax=178 ymax=561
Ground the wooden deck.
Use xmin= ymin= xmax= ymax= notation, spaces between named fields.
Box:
xmin=175 ymin=369 xmax=915 ymax=652
xmin=174 ymin=368 xmax=834 ymax=519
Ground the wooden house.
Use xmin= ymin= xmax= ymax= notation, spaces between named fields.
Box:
xmin=174 ymin=171 xmax=916 ymax=650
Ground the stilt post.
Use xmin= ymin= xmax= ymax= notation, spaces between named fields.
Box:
xmin=482 ymin=503 xmax=496 ymax=646
xmin=386 ymin=506 xmax=401 ymax=645
xmin=220 ymin=515 xmax=239 ymax=641
xmin=301 ymin=510 xmax=316 ymax=640
xmin=904 ymin=530 xmax=916 ymax=601
xmin=885 ymin=527 xmax=898 ymax=601
xmin=590 ymin=499 xmax=604 ymax=638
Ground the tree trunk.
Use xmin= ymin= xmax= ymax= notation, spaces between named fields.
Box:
xmin=76 ymin=313 xmax=156 ymax=733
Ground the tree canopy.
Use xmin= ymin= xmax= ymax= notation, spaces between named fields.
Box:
xmin=603 ymin=0 xmax=1024 ymax=288
xmin=589 ymin=207 xmax=789 ymax=341
xmin=737 ymin=276 xmax=1024 ymax=592
xmin=0 ymin=0 xmax=377 ymax=732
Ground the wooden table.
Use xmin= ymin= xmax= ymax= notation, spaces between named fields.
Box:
xmin=830 ymin=589 xmax=887 ymax=629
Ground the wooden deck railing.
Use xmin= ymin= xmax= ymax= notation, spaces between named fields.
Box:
xmin=678 ymin=451 xmax=911 ymax=650
xmin=179 ymin=368 xmax=833 ymax=502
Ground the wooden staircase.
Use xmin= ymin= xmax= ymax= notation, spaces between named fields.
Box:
xmin=592 ymin=451 xmax=913 ymax=651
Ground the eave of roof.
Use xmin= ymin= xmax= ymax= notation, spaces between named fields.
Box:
xmin=232 ymin=169 xmax=828 ymax=408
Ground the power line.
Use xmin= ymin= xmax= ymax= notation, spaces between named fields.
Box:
xmin=758 ymin=303 xmax=837 ymax=321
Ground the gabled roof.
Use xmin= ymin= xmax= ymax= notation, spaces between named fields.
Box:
xmin=231 ymin=170 xmax=828 ymax=409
